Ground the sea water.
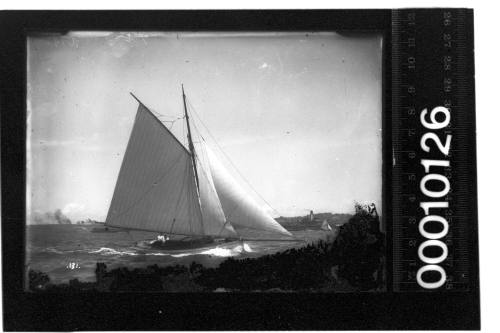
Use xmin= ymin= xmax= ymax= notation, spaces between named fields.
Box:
xmin=26 ymin=224 xmax=335 ymax=284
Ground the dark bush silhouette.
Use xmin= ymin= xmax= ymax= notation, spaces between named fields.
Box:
xmin=28 ymin=269 xmax=50 ymax=291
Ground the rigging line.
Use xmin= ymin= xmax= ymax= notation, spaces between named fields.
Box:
xmin=188 ymin=159 xmax=202 ymax=236
xmin=185 ymin=97 xmax=282 ymax=217
xmin=161 ymin=117 xmax=186 ymax=126
xmin=189 ymin=115 xmax=206 ymax=143
xmin=161 ymin=115 xmax=185 ymax=121
xmin=145 ymin=101 xmax=184 ymax=122
xmin=181 ymin=110 xmax=187 ymax=148
xmin=162 ymin=116 xmax=185 ymax=130
xmin=148 ymin=108 xmax=168 ymax=117
xmin=185 ymin=158 xmax=193 ymax=237
xmin=194 ymin=161 xmax=205 ymax=235
xmin=217 ymin=220 xmax=233 ymax=238
xmin=185 ymin=139 xmax=204 ymax=234
xmin=157 ymin=114 xmax=184 ymax=119
xmin=233 ymin=224 xmax=297 ymax=239
xmin=183 ymin=101 xmax=205 ymax=235
xmin=186 ymin=155 xmax=200 ymax=236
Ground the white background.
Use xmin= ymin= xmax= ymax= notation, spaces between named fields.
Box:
xmin=1 ymin=1 xmax=498 ymax=332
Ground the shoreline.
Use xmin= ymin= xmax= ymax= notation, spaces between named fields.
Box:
xmin=28 ymin=206 xmax=385 ymax=292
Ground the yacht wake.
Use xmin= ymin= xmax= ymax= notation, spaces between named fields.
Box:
xmin=170 ymin=243 xmax=254 ymax=258
xmin=89 ymin=247 xmax=139 ymax=256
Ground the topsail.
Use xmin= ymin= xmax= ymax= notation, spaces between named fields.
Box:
xmin=105 ymin=90 xmax=292 ymax=240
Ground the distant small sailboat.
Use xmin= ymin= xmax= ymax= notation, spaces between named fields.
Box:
xmin=321 ymin=220 xmax=332 ymax=231
xmin=104 ymin=85 xmax=293 ymax=249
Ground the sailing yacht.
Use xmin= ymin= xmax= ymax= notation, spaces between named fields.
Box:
xmin=104 ymin=86 xmax=293 ymax=250
xmin=321 ymin=220 xmax=333 ymax=231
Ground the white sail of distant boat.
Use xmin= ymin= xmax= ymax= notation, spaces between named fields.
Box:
xmin=321 ymin=219 xmax=332 ymax=231
xmin=105 ymin=86 xmax=292 ymax=247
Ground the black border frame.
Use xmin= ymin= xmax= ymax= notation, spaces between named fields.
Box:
xmin=0 ymin=10 xmax=479 ymax=330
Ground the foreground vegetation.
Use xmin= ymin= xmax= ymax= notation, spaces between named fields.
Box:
xmin=29 ymin=204 xmax=385 ymax=292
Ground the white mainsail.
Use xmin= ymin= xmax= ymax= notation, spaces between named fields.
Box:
xmin=105 ymin=103 xmax=237 ymax=238
xmin=205 ymin=146 xmax=293 ymax=237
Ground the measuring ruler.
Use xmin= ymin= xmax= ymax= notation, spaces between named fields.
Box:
xmin=391 ymin=9 xmax=476 ymax=292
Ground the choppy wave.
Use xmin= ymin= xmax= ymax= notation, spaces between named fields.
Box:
xmin=86 ymin=243 xmax=254 ymax=258
xmin=243 ymin=243 xmax=254 ymax=252
xmin=32 ymin=247 xmax=85 ymax=255
xmin=32 ymin=242 xmax=258 ymax=261
xmin=169 ymin=243 xmax=254 ymax=258
xmin=43 ymin=247 xmax=66 ymax=255
xmin=144 ymin=252 xmax=177 ymax=256
xmin=89 ymin=247 xmax=139 ymax=256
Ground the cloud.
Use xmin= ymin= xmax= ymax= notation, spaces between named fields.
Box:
xmin=31 ymin=209 xmax=72 ymax=225
xmin=62 ymin=202 xmax=86 ymax=216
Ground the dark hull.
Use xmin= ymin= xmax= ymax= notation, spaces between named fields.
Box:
xmin=148 ymin=237 xmax=233 ymax=250
xmin=90 ymin=226 xmax=124 ymax=233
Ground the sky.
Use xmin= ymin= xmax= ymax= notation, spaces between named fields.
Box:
xmin=27 ymin=31 xmax=382 ymax=222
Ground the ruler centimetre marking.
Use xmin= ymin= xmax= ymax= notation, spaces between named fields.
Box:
xmin=392 ymin=9 xmax=474 ymax=292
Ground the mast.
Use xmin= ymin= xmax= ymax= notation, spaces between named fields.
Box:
xmin=182 ymin=84 xmax=201 ymax=193
xmin=182 ymin=84 xmax=206 ymax=235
